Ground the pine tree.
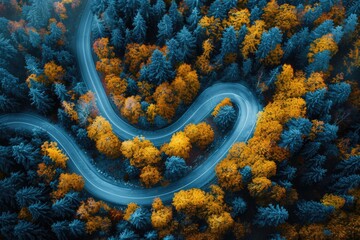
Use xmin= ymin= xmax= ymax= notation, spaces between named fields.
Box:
xmin=132 ymin=11 xmax=147 ymax=44
xmin=187 ymin=7 xmax=201 ymax=31
xmin=165 ymin=156 xmax=189 ymax=181
xmin=0 ymin=35 xmax=17 ymax=66
xmin=68 ymin=219 xmax=85 ymax=238
xmin=26 ymin=0 xmax=51 ymax=29
xmin=327 ymin=82 xmax=351 ymax=105
xmin=147 ymin=49 xmax=174 ymax=85
xmin=92 ymin=16 xmax=106 ymax=40
xmin=219 ymin=26 xmax=238 ymax=59
xmin=255 ymin=204 xmax=289 ymax=227
xmin=0 ymin=212 xmax=18 ymax=239
xmin=51 ymin=221 xmax=68 ymax=240
xmin=111 ymin=28 xmax=125 ymax=50
xmin=232 ymin=197 xmax=247 ymax=216
xmin=157 ymin=15 xmax=173 ymax=45
xmin=12 ymin=143 xmax=37 ymax=169
xmin=296 ymin=201 xmax=334 ymax=223
xmin=176 ymin=27 xmax=196 ymax=62
xmin=129 ymin=207 xmax=151 ymax=229
xmin=29 ymin=30 xmax=41 ymax=48
xmin=28 ymin=202 xmax=51 ymax=221
xmin=54 ymin=83 xmax=69 ymax=101
xmin=279 ymin=128 xmax=303 ymax=153
xmin=256 ymin=27 xmax=282 ymax=60
xmin=16 ymin=187 xmax=45 ymax=207
xmin=214 ymin=105 xmax=237 ymax=130
xmin=208 ymin=0 xmax=227 ymax=19
xmin=52 ymin=197 xmax=75 ymax=218
xmin=29 ymin=84 xmax=53 ymax=113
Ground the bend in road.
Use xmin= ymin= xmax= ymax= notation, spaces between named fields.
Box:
xmin=0 ymin=0 xmax=261 ymax=205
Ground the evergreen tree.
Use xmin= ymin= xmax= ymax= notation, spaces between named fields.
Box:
xmin=157 ymin=15 xmax=173 ymax=45
xmin=132 ymin=11 xmax=147 ymax=44
xmin=256 ymin=27 xmax=282 ymax=60
xmin=279 ymin=129 xmax=303 ymax=153
xmin=152 ymin=0 xmax=166 ymax=24
xmin=165 ymin=156 xmax=189 ymax=181
xmin=208 ymin=0 xmax=227 ymax=19
xmin=129 ymin=207 xmax=151 ymax=229
xmin=25 ymin=55 xmax=42 ymax=75
xmin=29 ymin=30 xmax=41 ymax=48
xmin=68 ymin=219 xmax=85 ymax=238
xmin=0 ymin=35 xmax=17 ymax=66
xmin=331 ymin=174 xmax=360 ymax=194
xmin=16 ymin=186 xmax=45 ymax=207
xmin=343 ymin=13 xmax=358 ymax=34
xmin=29 ymin=83 xmax=53 ymax=113
xmin=92 ymin=16 xmax=106 ymax=40
xmin=296 ymin=201 xmax=334 ymax=223
xmin=306 ymin=50 xmax=331 ymax=74
xmin=219 ymin=26 xmax=238 ymax=60
xmin=52 ymin=197 xmax=75 ymax=218
xmin=255 ymin=204 xmax=289 ymax=227
xmin=28 ymin=202 xmax=51 ymax=221
xmin=175 ymin=27 xmax=196 ymax=62
xmin=187 ymin=7 xmax=201 ymax=31
xmin=0 ymin=212 xmax=18 ymax=239
xmin=146 ymin=49 xmax=174 ymax=85
xmin=111 ymin=28 xmax=125 ymax=50
xmin=51 ymin=221 xmax=68 ymax=240
xmin=144 ymin=230 xmax=158 ymax=240
xmin=301 ymin=166 xmax=327 ymax=184
xmin=26 ymin=0 xmax=51 ymax=29
xmin=54 ymin=83 xmax=69 ymax=102
xmin=12 ymin=143 xmax=37 ymax=169
xmin=327 ymin=82 xmax=351 ymax=105
xmin=214 ymin=105 xmax=237 ymax=131
xmin=232 ymin=197 xmax=247 ymax=216
xmin=14 ymin=220 xmax=47 ymax=240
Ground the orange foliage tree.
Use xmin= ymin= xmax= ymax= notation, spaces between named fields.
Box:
xmin=104 ymin=74 xmax=127 ymax=96
xmin=41 ymin=141 xmax=68 ymax=168
xmin=140 ymin=165 xmax=162 ymax=188
xmin=151 ymin=198 xmax=173 ymax=229
xmin=87 ymin=116 xmax=122 ymax=158
xmin=162 ymin=131 xmax=192 ymax=159
xmin=120 ymin=96 xmax=143 ymax=124
xmin=44 ymin=61 xmax=65 ymax=83
xmin=171 ymin=64 xmax=200 ymax=105
xmin=53 ymin=173 xmax=84 ymax=199
xmin=241 ymin=20 xmax=265 ymax=58
xmin=153 ymin=82 xmax=180 ymax=120
xmin=121 ymin=137 xmax=161 ymax=168
xmin=184 ymin=122 xmax=215 ymax=150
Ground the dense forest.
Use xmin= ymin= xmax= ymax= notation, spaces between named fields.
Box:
xmin=0 ymin=0 xmax=360 ymax=239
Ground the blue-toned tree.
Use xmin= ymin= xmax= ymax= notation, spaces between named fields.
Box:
xmin=255 ymin=204 xmax=289 ymax=227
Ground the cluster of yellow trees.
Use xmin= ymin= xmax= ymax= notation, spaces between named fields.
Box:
xmin=215 ymin=64 xmax=328 ymax=203
xmin=93 ymin=39 xmax=201 ymax=124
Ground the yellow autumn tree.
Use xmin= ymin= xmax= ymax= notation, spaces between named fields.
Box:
xmin=171 ymin=64 xmax=200 ymax=105
xmin=120 ymin=95 xmax=143 ymax=124
xmin=242 ymin=20 xmax=265 ymax=58
xmin=62 ymin=101 xmax=79 ymax=122
xmin=184 ymin=122 xmax=215 ymax=150
xmin=104 ymin=74 xmax=127 ymax=96
xmin=172 ymin=188 xmax=209 ymax=215
xmin=308 ymin=34 xmax=338 ymax=62
xmin=121 ymin=137 xmax=161 ymax=168
xmin=212 ymin=98 xmax=233 ymax=116
xmin=207 ymin=212 xmax=234 ymax=234
xmin=162 ymin=131 xmax=192 ymax=159
xmin=140 ymin=165 xmax=162 ymax=188
xmin=215 ymin=158 xmax=243 ymax=191
xmin=44 ymin=61 xmax=65 ymax=83
xmin=151 ymin=198 xmax=173 ymax=229
xmin=223 ymin=9 xmax=250 ymax=30
xmin=196 ymin=39 xmax=214 ymax=74
xmin=53 ymin=173 xmax=84 ymax=199
xmin=41 ymin=141 xmax=68 ymax=168
xmin=153 ymin=82 xmax=180 ymax=120
xmin=96 ymin=58 xmax=122 ymax=76
xmin=93 ymin=38 xmax=114 ymax=59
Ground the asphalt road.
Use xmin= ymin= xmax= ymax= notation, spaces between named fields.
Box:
xmin=0 ymin=0 xmax=260 ymax=205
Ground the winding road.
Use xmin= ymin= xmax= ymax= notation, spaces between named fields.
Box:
xmin=0 ymin=0 xmax=260 ymax=205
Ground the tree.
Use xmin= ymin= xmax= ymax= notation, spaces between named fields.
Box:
xmin=301 ymin=166 xmax=327 ymax=184
xmin=327 ymin=82 xmax=351 ymax=105
xmin=16 ymin=187 xmax=44 ymax=207
xmin=52 ymin=173 xmax=84 ymax=199
xmin=52 ymin=197 xmax=76 ymax=218
xmin=43 ymin=61 xmax=65 ymax=83
xmin=296 ymin=201 xmax=334 ymax=224
xmin=151 ymin=198 xmax=173 ymax=229
xmin=207 ymin=212 xmax=234 ymax=234
xmin=87 ymin=116 xmax=112 ymax=141
xmin=176 ymin=27 xmax=196 ymax=62
xmin=68 ymin=220 xmax=85 ymax=238
xmin=26 ymin=0 xmax=51 ymax=28
xmin=140 ymin=165 xmax=162 ymax=188
xmin=162 ymin=132 xmax=192 ymax=159
xmin=153 ymin=82 xmax=180 ymax=120
xmin=12 ymin=143 xmax=37 ymax=169
xmin=132 ymin=11 xmax=147 ymax=44
xmin=51 ymin=221 xmax=68 ymax=240
xmin=242 ymin=20 xmax=265 ymax=58
xmin=29 ymin=84 xmax=53 ymax=113
xmin=219 ymin=26 xmax=238 ymax=60
xmin=214 ymin=105 xmax=237 ymax=130
xmin=172 ymin=188 xmax=208 ymax=215
xmin=41 ymin=141 xmax=68 ymax=168
xmin=208 ymin=0 xmax=227 ymax=19
xmin=232 ymin=197 xmax=247 ymax=216
xmin=279 ymin=129 xmax=303 ymax=153
xmin=215 ymin=158 xmax=242 ymax=191
xmin=146 ymin=49 xmax=173 ymax=85
xmin=308 ymin=34 xmax=338 ymax=63
xmin=0 ymin=212 xmax=18 ymax=239
xmin=129 ymin=207 xmax=151 ymax=229
xmin=54 ymin=83 xmax=69 ymax=101
xmin=92 ymin=16 xmax=106 ymax=39
xmin=171 ymin=64 xmax=200 ymax=105
xmin=343 ymin=13 xmax=358 ymax=34
xmin=28 ymin=202 xmax=51 ymax=221
xmin=96 ymin=133 xmax=122 ymax=158
xmin=121 ymin=96 xmax=142 ymax=124
xmin=256 ymin=27 xmax=282 ymax=61
xmin=165 ymin=156 xmax=189 ymax=181
xmin=157 ymin=14 xmax=173 ymax=45
xmin=184 ymin=122 xmax=214 ymax=149
xmin=255 ymin=204 xmax=288 ymax=227
xmin=14 ymin=220 xmax=47 ymax=240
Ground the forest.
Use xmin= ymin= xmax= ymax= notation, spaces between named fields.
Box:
xmin=0 ymin=0 xmax=360 ymax=239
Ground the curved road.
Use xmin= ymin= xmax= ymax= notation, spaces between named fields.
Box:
xmin=0 ymin=0 xmax=260 ymax=205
